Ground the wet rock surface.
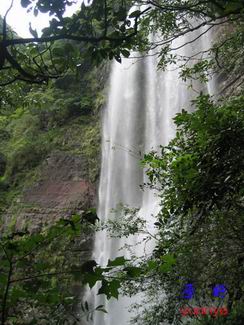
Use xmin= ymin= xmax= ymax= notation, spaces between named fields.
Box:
xmin=5 ymin=150 xmax=97 ymax=233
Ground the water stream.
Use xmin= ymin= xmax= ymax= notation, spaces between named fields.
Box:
xmin=88 ymin=28 xmax=213 ymax=325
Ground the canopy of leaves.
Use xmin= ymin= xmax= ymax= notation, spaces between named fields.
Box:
xmin=0 ymin=214 xmax=98 ymax=324
xmin=0 ymin=0 xmax=244 ymax=85
xmin=126 ymin=94 xmax=244 ymax=324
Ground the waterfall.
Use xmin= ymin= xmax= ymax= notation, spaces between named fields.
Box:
xmin=89 ymin=28 xmax=213 ymax=325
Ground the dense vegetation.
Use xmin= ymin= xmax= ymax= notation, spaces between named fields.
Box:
xmin=0 ymin=0 xmax=244 ymax=324
xmin=0 ymin=57 xmax=104 ymax=208
xmin=0 ymin=214 xmax=97 ymax=325
xmin=76 ymin=94 xmax=244 ymax=325
xmin=134 ymin=94 xmax=244 ymax=324
xmin=0 ymin=18 xmax=105 ymax=323
xmin=1 ymin=0 xmax=244 ymax=85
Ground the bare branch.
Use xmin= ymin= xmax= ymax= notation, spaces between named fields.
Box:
xmin=171 ymin=25 xmax=213 ymax=52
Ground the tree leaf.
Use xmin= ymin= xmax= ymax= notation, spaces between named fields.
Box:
xmin=107 ymin=256 xmax=127 ymax=267
xmin=21 ymin=0 xmax=31 ymax=8
xmin=98 ymin=279 xmax=121 ymax=299
xmin=125 ymin=266 xmax=141 ymax=277
xmin=129 ymin=10 xmax=141 ymax=18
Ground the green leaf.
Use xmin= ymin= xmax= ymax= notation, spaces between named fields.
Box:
xmin=29 ymin=24 xmax=38 ymax=38
xmin=98 ymin=279 xmax=121 ymax=299
xmin=82 ymin=208 xmax=99 ymax=225
xmin=97 ymin=309 xmax=107 ymax=313
xmin=64 ymin=43 xmax=75 ymax=53
xmin=116 ymin=7 xmax=127 ymax=21
xmin=81 ymin=260 xmax=97 ymax=273
xmin=125 ymin=266 xmax=141 ymax=277
xmin=41 ymin=27 xmax=51 ymax=37
xmin=96 ymin=305 xmax=104 ymax=309
xmin=107 ymin=256 xmax=127 ymax=267
xmin=34 ymin=7 xmax=38 ymax=16
xmin=121 ymin=49 xmax=130 ymax=58
xmin=0 ymin=273 xmax=7 ymax=285
xmin=161 ymin=254 xmax=176 ymax=265
xmin=114 ymin=55 xmax=122 ymax=63
xmin=147 ymin=260 xmax=158 ymax=270
xmin=52 ymin=47 xmax=65 ymax=57
xmin=9 ymin=286 xmax=28 ymax=303
xmin=159 ymin=254 xmax=176 ymax=273
xmin=83 ymin=272 xmax=103 ymax=289
xmin=225 ymin=1 xmax=244 ymax=13
xmin=129 ymin=10 xmax=141 ymax=18
xmin=96 ymin=304 xmax=108 ymax=313
xmin=21 ymin=0 xmax=31 ymax=8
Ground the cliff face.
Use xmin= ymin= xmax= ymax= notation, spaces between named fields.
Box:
xmin=0 ymin=59 xmax=109 ymax=323
xmin=0 ymin=63 xmax=108 ymax=233
xmin=6 ymin=152 xmax=96 ymax=232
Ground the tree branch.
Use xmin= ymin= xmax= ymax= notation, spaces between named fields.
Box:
xmin=1 ymin=260 xmax=13 ymax=325
xmin=5 ymin=7 xmax=151 ymax=47
xmin=0 ymin=77 xmax=19 ymax=87
xmin=10 ymin=269 xmax=81 ymax=284
xmin=5 ymin=49 xmax=46 ymax=82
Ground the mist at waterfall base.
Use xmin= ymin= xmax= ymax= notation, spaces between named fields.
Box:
xmin=85 ymin=30 xmax=214 ymax=325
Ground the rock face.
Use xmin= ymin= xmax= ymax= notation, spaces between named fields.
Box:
xmin=0 ymin=53 xmax=108 ymax=323
xmin=0 ymin=60 xmax=108 ymax=235
xmin=24 ymin=180 xmax=94 ymax=210
xmin=6 ymin=151 xmax=97 ymax=232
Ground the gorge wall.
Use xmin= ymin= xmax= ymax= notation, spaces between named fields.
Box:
xmin=0 ymin=62 xmax=108 ymax=234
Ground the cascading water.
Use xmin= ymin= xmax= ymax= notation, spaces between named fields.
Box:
xmin=89 ymin=28 xmax=213 ymax=325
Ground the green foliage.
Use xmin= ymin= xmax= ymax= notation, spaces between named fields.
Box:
xmin=82 ymin=93 xmax=244 ymax=324
xmin=0 ymin=213 xmax=102 ymax=324
xmin=129 ymin=94 xmax=244 ymax=324
xmin=0 ymin=1 xmax=244 ymax=324
xmin=0 ymin=34 xmax=105 ymax=322
xmin=143 ymin=94 xmax=243 ymax=225
xmin=0 ymin=152 xmax=6 ymax=176
xmin=101 ymin=204 xmax=145 ymax=238
xmin=0 ymin=53 xmax=104 ymax=213
xmin=1 ymin=0 xmax=244 ymax=85
xmin=0 ymin=108 xmax=49 ymax=184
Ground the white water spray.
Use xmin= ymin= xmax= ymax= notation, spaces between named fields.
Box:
xmin=88 ymin=28 xmax=213 ymax=325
